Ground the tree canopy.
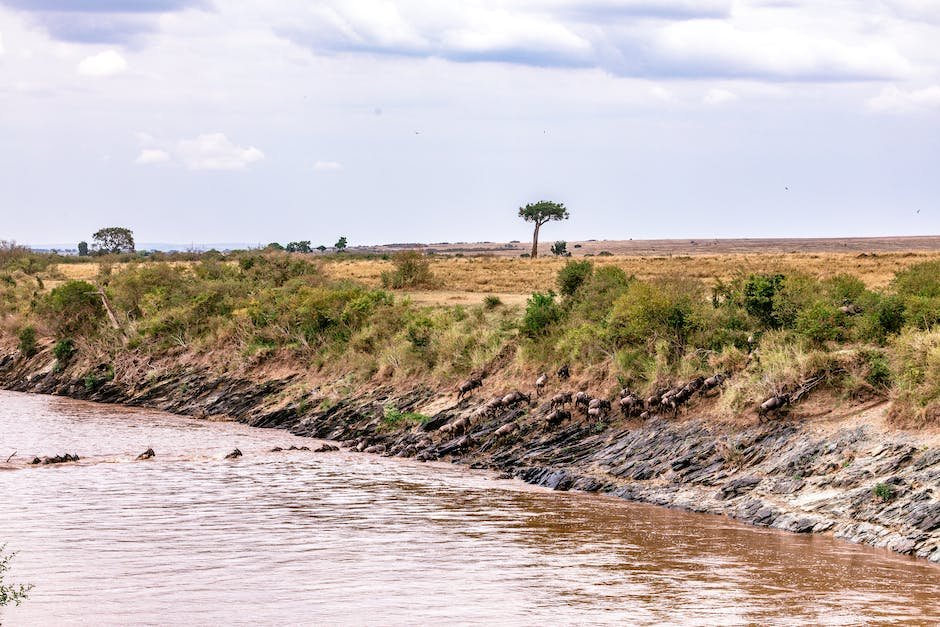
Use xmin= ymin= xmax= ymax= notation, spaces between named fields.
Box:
xmin=518 ymin=200 xmax=568 ymax=258
xmin=92 ymin=227 xmax=135 ymax=255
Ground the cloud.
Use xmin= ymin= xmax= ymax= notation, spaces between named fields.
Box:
xmin=703 ymin=87 xmax=738 ymax=105
xmin=868 ymin=84 xmax=940 ymax=112
xmin=77 ymin=50 xmax=127 ymax=76
xmin=313 ymin=160 xmax=343 ymax=171
xmin=135 ymin=149 xmax=171 ymax=165
xmin=176 ymin=133 xmax=264 ymax=171
xmin=277 ymin=2 xmax=913 ymax=82
xmin=0 ymin=0 xmax=208 ymax=44
xmin=0 ymin=32 xmax=4 ymax=56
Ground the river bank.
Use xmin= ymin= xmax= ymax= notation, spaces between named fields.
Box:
xmin=2 ymin=347 xmax=938 ymax=565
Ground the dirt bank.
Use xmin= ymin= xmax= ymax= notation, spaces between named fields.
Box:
xmin=3 ymin=348 xmax=938 ymax=564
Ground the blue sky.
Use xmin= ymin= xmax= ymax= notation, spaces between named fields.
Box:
xmin=1 ymin=0 xmax=938 ymax=247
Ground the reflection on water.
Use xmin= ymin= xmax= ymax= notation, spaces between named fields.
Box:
xmin=1 ymin=390 xmax=937 ymax=625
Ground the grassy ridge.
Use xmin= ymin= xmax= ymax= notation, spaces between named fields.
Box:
xmin=2 ymin=244 xmax=939 ymax=426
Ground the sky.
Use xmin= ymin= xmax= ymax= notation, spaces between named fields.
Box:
xmin=1 ymin=0 xmax=939 ymax=247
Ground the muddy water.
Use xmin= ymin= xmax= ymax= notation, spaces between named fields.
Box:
xmin=1 ymin=390 xmax=937 ymax=625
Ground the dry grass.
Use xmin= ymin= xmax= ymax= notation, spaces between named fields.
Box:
xmin=320 ymin=252 xmax=940 ymax=295
xmin=32 ymin=247 xmax=940 ymax=306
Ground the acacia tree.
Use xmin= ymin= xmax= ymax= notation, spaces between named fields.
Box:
xmin=77 ymin=241 xmax=89 ymax=256
xmin=518 ymin=201 xmax=569 ymax=259
xmin=92 ymin=227 xmax=135 ymax=255
xmin=334 ymin=236 xmax=348 ymax=252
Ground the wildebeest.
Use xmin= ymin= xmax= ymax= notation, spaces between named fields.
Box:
xmin=535 ymin=373 xmax=549 ymax=396
xmin=457 ymin=376 xmax=483 ymax=400
xmin=136 ymin=448 xmax=155 ymax=460
xmin=619 ymin=394 xmax=642 ymax=416
xmin=549 ymin=391 xmax=573 ymax=409
xmin=501 ymin=390 xmax=531 ymax=406
xmin=588 ymin=398 xmax=611 ymax=412
xmin=225 ymin=448 xmax=243 ymax=459
xmin=493 ymin=422 xmax=519 ymax=439
xmin=702 ymin=373 xmax=726 ymax=391
xmin=556 ymin=364 xmax=570 ymax=380
xmin=574 ymin=391 xmax=592 ymax=411
xmin=439 ymin=416 xmax=470 ymax=436
xmin=480 ymin=396 xmax=504 ymax=417
xmin=758 ymin=394 xmax=790 ymax=419
xmin=545 ymin=408 xmax=571 ymax=428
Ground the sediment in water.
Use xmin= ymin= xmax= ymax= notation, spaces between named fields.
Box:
xmin=2 ymin=349 xmax=938 ymax=564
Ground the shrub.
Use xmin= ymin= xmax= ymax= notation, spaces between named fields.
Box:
xmin=795 ymin=301 xmax=846 ymax=344
xmin=608 ymin=278 xmax=701 ymax=351
xmin=550 ymin=241 xmax=571 ymax=257
xmin=742 ymin=273 xmax=786 ymax=328
xmin=873 ymin=482 xmax=895 ymax=502
xmin=0 ymin=545 xmax=33 ymax=607
xmin=521 ymin=291 xmax=562 ymax=338
xmin=893 ymin=260 xmax=940 ymax=299
xmin=889 ymin=328 xmax=940 ymax=426
xmin=381 ymin=251 xmax=437 ymax=289
xmin=53 ymin=338 xmax=76 ymax=364
xmin=381 ymin=405 xmax=430 ymax=429
xmin=43 ymin=280 xmax=105 ymax=336
xmin=556 ymin=260 xmax=593 ymax=297
xmin=17 ymin=326 xmax=37 ymax=358
xmin=483 ymin=295 xmax=503 ymax=309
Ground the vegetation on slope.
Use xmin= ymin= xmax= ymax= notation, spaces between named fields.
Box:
xmin=1 ymin=242 xmax=939 ymax=426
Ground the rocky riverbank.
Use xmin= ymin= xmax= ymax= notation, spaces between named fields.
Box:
xmin=2 ymin=349 xmax=938 ymax=564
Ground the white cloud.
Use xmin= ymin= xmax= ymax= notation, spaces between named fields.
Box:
xmin=0 ymin=32 xmax=5 ymax=56
xmin=77 ymin=50 xmax=128 ymax=77
xmin=703 ymin=88 xmax=738 ymax=105
xmin=868 ymin=84 xmax=940 ymax=112
xmin=176 ymin=133 xmax=264 ymax=170
xmin=313 ymin=160 xmax=342 ymax=171
xmin=135 ymin=149 xmax=171 ymax=165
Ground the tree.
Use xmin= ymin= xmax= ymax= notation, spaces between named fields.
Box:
xmin=551 ymin=241 xmax=571 ymax=257
xmin=316 ymin=245 xmax=327 ymax=252
xmin=1 ymin=545 xmax=33 ymax=607
xmin=92 ymin=227 xmax=135 ymax=255
xmin=285 ymin=240 xmax=312 ymax=253
xmin=335 ymin=236 xmax=348 ymax=252
xmin=265 ymin=242 xmax=284 ymax=251
xmin=77 ymin=241 xmax=89 ymax=257
xmin=518 ymin=201 xmax=568 ymax=259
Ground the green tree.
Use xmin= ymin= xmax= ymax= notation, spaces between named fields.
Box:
xmin=77 ymin=241 xmax=89 ymax=257
xmin=92 ymin=227 xmax=135 ymax=255
xmin=316 ymin=245 xmax=327 ymax=252
xmin=335 ymin=236 xmax=348 ymax=251
xmin=0 ymin=545 xmax=33 ymax=607
xmin=265 ymin=242 xmax=284 ymax=251
xmin=518 ymin=200 xmax=569 ymax=259
xmin=285 ymin=240 xmax=312 ymax=253
xmin=550 ymin=241 xmax=571 ymax=257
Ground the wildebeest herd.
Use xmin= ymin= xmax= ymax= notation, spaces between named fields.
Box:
xmin=438 ymin=363 xmax=804 ymax=444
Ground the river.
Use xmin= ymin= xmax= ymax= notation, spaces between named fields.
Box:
xmin=1 ymin=390 xmax=937 ymax=625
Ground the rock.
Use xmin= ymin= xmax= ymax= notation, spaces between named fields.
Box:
xmin=717 ymin=476 xmax=762 ymax=500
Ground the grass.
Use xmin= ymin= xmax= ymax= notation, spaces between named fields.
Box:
xmin=381 ymin=405 xmax=431 ymax=429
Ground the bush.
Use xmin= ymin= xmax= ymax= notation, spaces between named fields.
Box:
xmin=483 ymin=295 xmax=503 ymax=309
xmin=556 ymin=260 xmax=593 ymax=297
xmin=889 ymin=328 xmax=940 ymax=426
xmin=17 ymin=326 xmax=37 ymax=358
xmin=743 ymin=273 xmax=786 ymax=328
xmin=521 ymin=291 xmax=562 ymax=338
xmin=608 ymin=278 xmax=701 ymax=351
xmin=43 ymin=280 xmax=105 ymax=336
xmin=0 ymin=545 xmax=33 ymax=607
xmin=873 ymin=482 xmax=895 ymax=502
xmin=893 ymin=260 xmax=940 ymax=299
xmin=53 ymin=338 xmax=76 ymax=364
xmin=550 ymin=241 xmax=571 ymax=257
xmin=795 ymin=301 xmax=846 ymax=344
xmin=381 ymin=251 xmax=437 ymax=289
xmin=381 ymin=405 xmax=430 ymax=429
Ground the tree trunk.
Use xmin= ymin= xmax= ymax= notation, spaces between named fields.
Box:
xmin=530 ymin=222 xmax=542 ymax=259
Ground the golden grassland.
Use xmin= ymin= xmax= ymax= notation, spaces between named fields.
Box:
xmin=41 ymin=250 xmax=940 ymax=306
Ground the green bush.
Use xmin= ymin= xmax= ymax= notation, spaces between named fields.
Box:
xmin=742 ymin=273 xmax=786 ymax=328
xmin=0 ymin=544 xmax=33 ymax=607
xmin=17 ymin=326 xmax=37 ymax=358
xmin=893 ymin=260 xmax=940 ymax=298
xmin=380 ymin=251 xmax=437 ymax=289
xmin=53 ymin=338 xmax=76 ymax=364
xmin=795 ymin=301 xmax=846 ymax=344
xmin=608 ymin=279 xmax=700 ymax=350
xmin=873 ymin=482 xmax=895 ymax=502
xmin=556 ymin=260 xmax=593 ymax=297
xmin=43 ymin=280 xmax=105 ymax=336
xmin=521 ymin=291 xmax=562 ymax=338
xmin=483 ymin=295 xmax=502 ymax=309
